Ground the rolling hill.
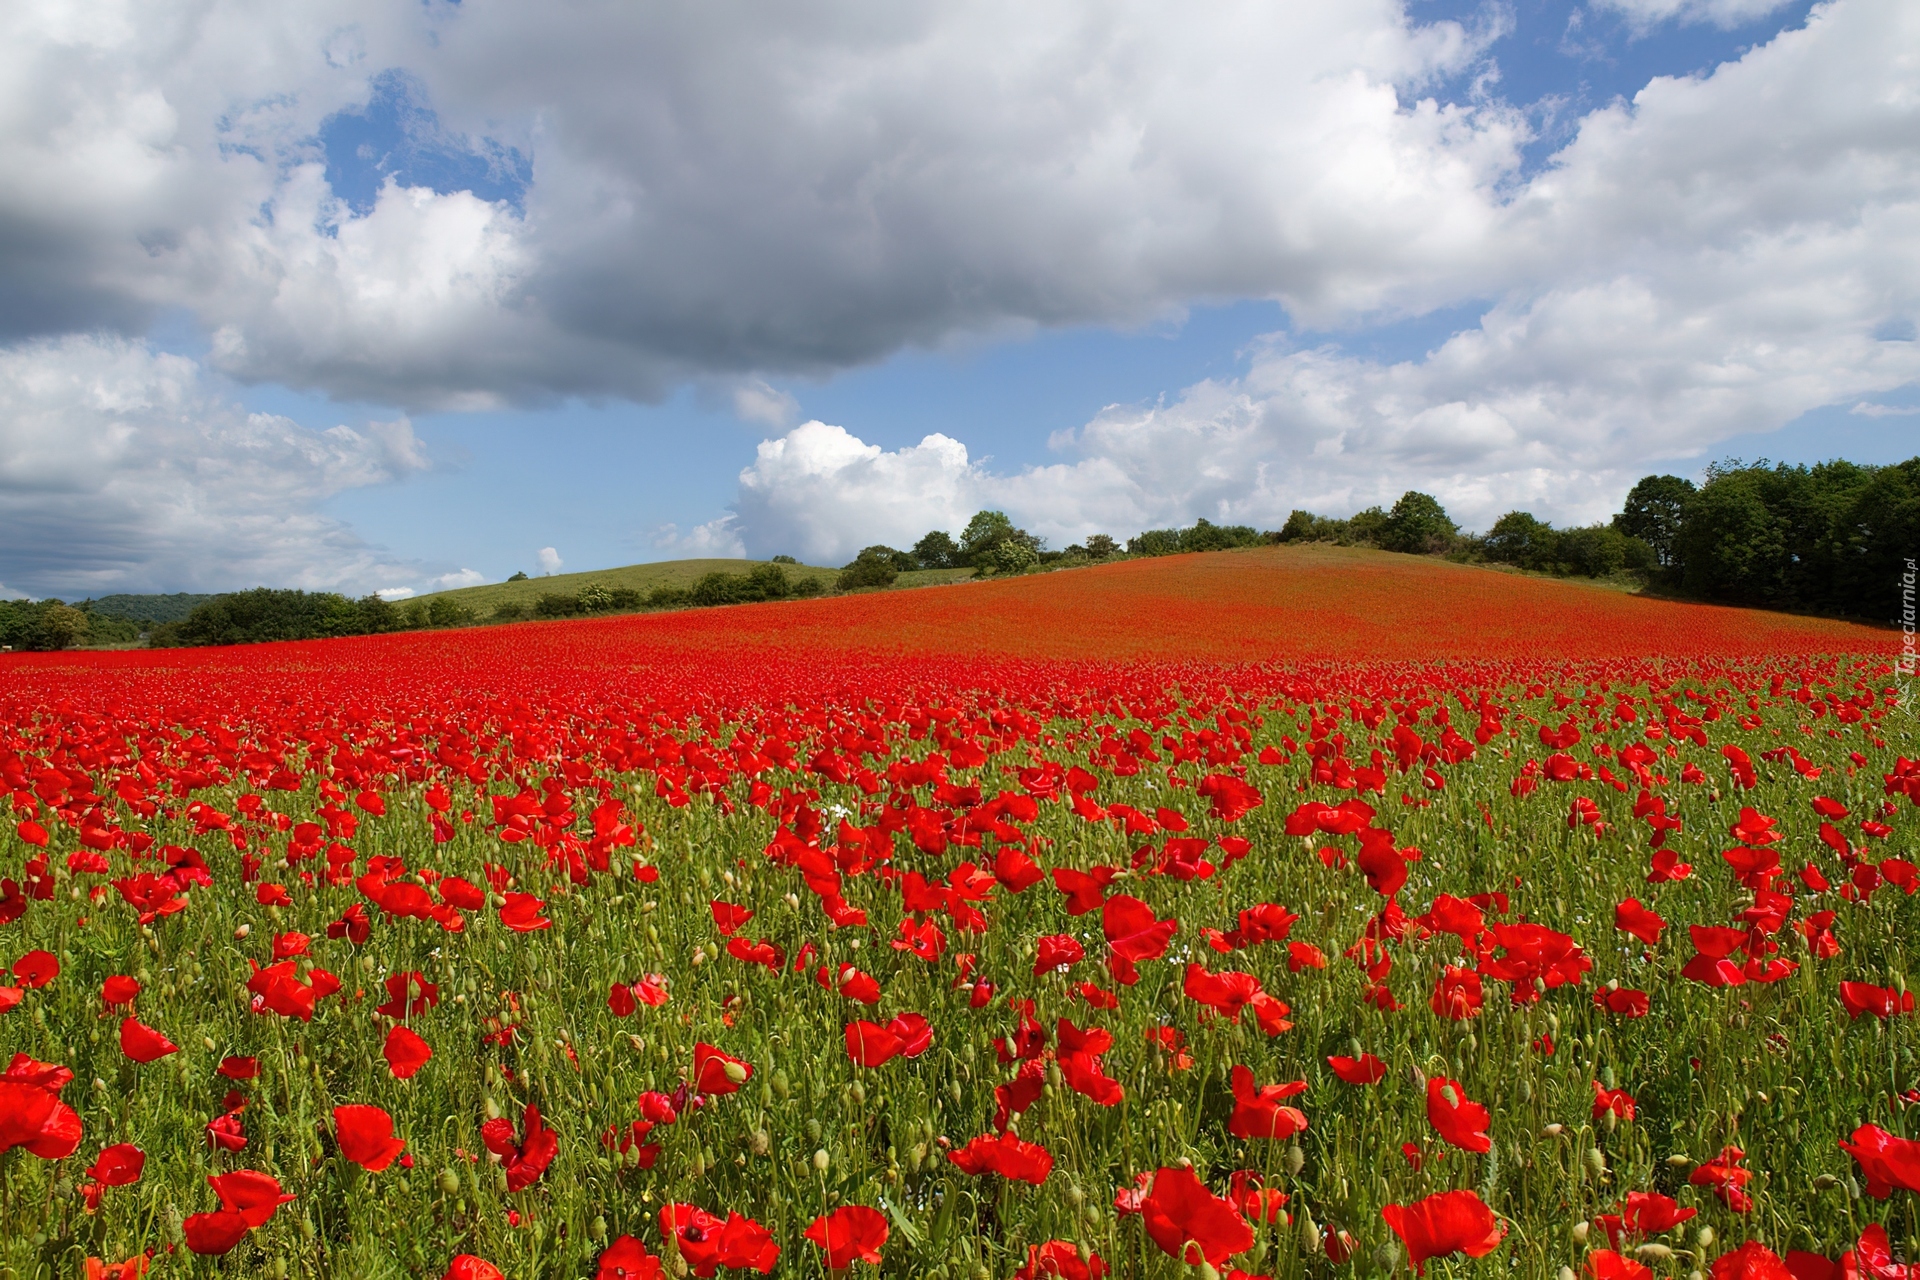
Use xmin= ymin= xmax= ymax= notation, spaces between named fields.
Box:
xmin=407 ymin=558 xmax=974 ymax=614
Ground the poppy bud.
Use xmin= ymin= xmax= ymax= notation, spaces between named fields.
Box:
xmin=1373 ymin=1240 xmax=1400 ymax=1272
xmin=1571 ymin=1222 xmax=1589 ymax=1245
xmin=1812 ymin=1173 xmax=1838 ymax=1190
xmin=438 ymin=1169 xmax=460 ymax=1195
xmin=1585 ymin=1147 xmax=1607 ymax=1180
xmin=750 ymin=1129 xmax=771 ymax=1156
xmin=1559 ymin=1269 xmax=1577 ymax=1280
xmin=1285 ymin=1144 xmax=1305 ymax=1176
xmin=590 ymin=1215 xmax=607 ymax=1242
xmin=1665 ymin=1153 xmax=1691 ymax=1166
xmin=1636 ymin=1243 xmax=1673 ymax=1262
xmin=1696 ymin=1227 xmax=1715 ymax=1248
xmin=234 ymin=924 xmax=251 ymax=939
xmin=723 ymin=1061 xmax=747 ymax=1085
xmin=772 ymin=1069 xmax=791 ymax=1100
xmin=1543 ymin=1124 xmax=1564 ymax=1137
xmin=813 ymin=1148 xmax=830 ymax=1172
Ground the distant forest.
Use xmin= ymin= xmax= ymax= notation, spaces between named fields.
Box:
xmin=4 ymin=456 xmax=1912 ymax=651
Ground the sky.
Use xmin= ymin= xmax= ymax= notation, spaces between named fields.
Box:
xmin=1 ymin=0 xmax=1916 ymax=599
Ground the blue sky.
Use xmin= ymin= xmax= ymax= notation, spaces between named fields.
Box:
xmin=2 ymin=0 xmax=1915 ymax=596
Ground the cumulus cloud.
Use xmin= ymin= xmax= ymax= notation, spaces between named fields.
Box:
xmin=0 ymin=0 xmax=1525 ymax=406
xmin=536 ymin=546 xmax=563 ymax=575
xmin=651 ymin=518 xmax=747 ymax=559
xmin=702 ymin=0 xmax=1920 ymax=555
xmin=730 ymin=378 xmax=800 ymax=430
xmin=0 ymin=334 xmax=438 ymax=597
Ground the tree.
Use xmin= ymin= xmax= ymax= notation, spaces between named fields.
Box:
xmin=913 ymin=530 xmax=960 ymax=570
xmin=960 ymin=511 xmax=1016 ymax=558
xmin=1483 ymin=512 xmax=1556 ymax=570
xmin=1381 ymin=492 xmax=1458 ymax=555
xmin=837 ymin=549 xmax=899 ymax=591
xmin=1612 ymin=475 xmax=1696 ymax=568
xmin=1084 ymin=534 xmax=1118 ymax=559
xmin=507 ymin=571 xmax=529 ymax=582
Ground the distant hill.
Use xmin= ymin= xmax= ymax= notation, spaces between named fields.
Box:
xmin=409 ymin=558 xmax=973 ymax=615
xmin=82 ymin=593 xmax=221 ymax=623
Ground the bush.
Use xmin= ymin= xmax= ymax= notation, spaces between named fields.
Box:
xmin=986 ymin=540 xmax=1038 ymax=574
xmin=837 ymin=551 xmax=899 ymax=591
xmin=507 ymin=571 xmax=529 ymax=582
xmin=492 ymin=602 xmax=527 ymax=621
xmin=1128 ymin=519 xmax=1263 ymax=557
xmin=167 ymin=588 xmax=382 ymax=647
xmin=1084 ymin=534 xmax=1119 ymax=559
xmin=534 ymin=593 xmax=582 ymax=619
xmin=426 ymin=597 xmax=477 ymax=627
xmin=770 ymin=555 xmax=798 ymax=565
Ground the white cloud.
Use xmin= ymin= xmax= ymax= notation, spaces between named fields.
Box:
xmin=713 ymin=0 xmax=1920 ymax=552
xmin=536 ymin=546 xmax=563 ymax=575
xmin=1850 ymin=402 xmax=1920 ymax=417
xmin=429 ymin=568 xmax=487 ymax=590
xmin=1591 ymin=0 xmax=1795 ymax=33
xmin=376 ymin=587 xmax=415 ymax=601
xmin=650 ymin=518 xmax=747 ymax=560
xmin=731 ymin=378 xmax=800 ymax=430
xmin=0 ymin=333 xmax=443 ymax=597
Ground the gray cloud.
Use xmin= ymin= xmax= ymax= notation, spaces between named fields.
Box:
xmin=0 ymin=334 xmax=454 ymax=598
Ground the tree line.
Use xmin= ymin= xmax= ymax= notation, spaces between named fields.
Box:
xmin=8 ymin=454 xmax=1911 ymax=651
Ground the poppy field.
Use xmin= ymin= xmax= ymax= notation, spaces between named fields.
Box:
xmin=0 ymin=553 xmax=1916 ymax=1280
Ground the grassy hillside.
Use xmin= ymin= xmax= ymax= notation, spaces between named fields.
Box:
xmin=409 ymin=559 xmax=976 ymax=615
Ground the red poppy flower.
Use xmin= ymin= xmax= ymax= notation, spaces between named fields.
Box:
xmin=1227 ymin=1065 xmax=1308 ymax=1140
xmin=205 ymin=1102 xmax=246 ymax=1153
xmin=1015 ymin=1240 xmax=1109 ymax=1280
xmin=1327 ymin=1053 xmax=1387 ymax=1085
xmin=0 ymin=1053 xmax=83 ymax=1159
xmin=1035 ymin=934 xmax=1086 ymax=975
xmin=710 ymin=900 xmax=753 ymax=936
xmin=1586 ymin=1250 xmax=1651 ymax=1279
xmin=1138 ymin=1164 xmax=1255 ymax=1265
xmin=118 ymin=1017 xmax=177 ymax=1064
xmin=11 ymin=950 xmax=56 ymax=988
xmin=1613 ymin=900 xmax=1666 ymax=946
xmin=1426 ymin=1077 xmax=1491 ymax=1153
xmin=804 ymin=1205 xmax=888 ymax=1269
xmin=182 ymin=1169 xmax=295 ymax=1255
xmin=100 ymin=975 xmax=140 ymax=1007
xmin=334 ymin=1104 xmax=407 ymax=1171
xmin=1287 ymin=941 xmax=1327 ymax=972
xmin=381 ymin=1025 xmax=432 ymax=1080
xmin=498 ymin=892 xmax=551 ymax=932
xmin=217 ymin=1056 xmax=259 ymax=1080
xmin=479 ymin=1103 xmax=559 ymax=1191
xmin=1228 ymin=1169 xmax=1290 ymax=1224
xmin=1592 ymin=1083 xmax=1636 ymax=1121
xmin=1593 ymin=1191 xmax=1696 ymax=1248
xmin=1594 ymin=987 xmax=1651 ymax=1018
xmin=595 ymin=1235 xmax=662 ymax=1280
xmin=1839 ymin=982 xmax=1916 ymax=1020
xmin=693 ymin=1043 xmax=753 ymax=1095
xmin=84 ymin=1254 xmax=149 ymax=1280
xmin=1839 ymin=1124 xmax=1920 ymax=1198
xmin=1183 ymin=963 xmax=1263 ymax=1022
xmin=1431 ymin=966 xmax=1484 ymax=1020
xmin=1708 ymin=1241 xmax=1792 ymax=1278
xmin=1380 ymin=1189 xmax=1505 ymax=1275
xmin=372 ymin=970 xmax=437 ymax=1021
xmin=442 ymin=1256 xmax=506 ymax=1280
xmin=659 ymin=1204 xmax=780 ymax=1277
xmin=890 ymin=916 xmax=946 ymax=961
xmin=946 ymin=1131 xmax=1053 ymax=1184
xmin=1690 ymin=1146 xmax=1755 ymax=1212
xmin=86 ymin=1143 xmax=145 ymax=1187
xmin=1102 ymin=894 xmax=1177 ymax=984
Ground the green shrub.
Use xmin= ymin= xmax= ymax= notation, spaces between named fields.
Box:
xmin=836 ymin=551 xmax=899 ymax=591
xmin=534 ymin=592 xmax=582 ymax=618
xmin=492 ymin=601 xmax=527 ymax=621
